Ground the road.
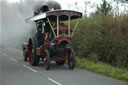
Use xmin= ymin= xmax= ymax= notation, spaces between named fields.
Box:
xmin=0 ymin=47 xmax=128 ymax=85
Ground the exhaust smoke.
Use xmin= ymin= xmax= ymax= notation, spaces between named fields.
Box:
xmin=0 ymin=0 xmax=61 ymax=47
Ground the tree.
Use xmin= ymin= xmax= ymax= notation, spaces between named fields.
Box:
xmin=96 ymin=0 xmax=112 ymax=16
xmin=118 ymin=0 xmax=128 ymax=3
xmin=84 ymin=0 xmax=90 ymax=16
xmin=113 ymin=0 xmax=128 ymax=16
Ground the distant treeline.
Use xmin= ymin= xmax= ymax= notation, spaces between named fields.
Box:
xmin=71 ymin=15 xmax=128 ymax=68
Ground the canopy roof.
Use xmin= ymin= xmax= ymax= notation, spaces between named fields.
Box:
xmin=25 ymin=10 xmax=82 ymax=22
xmin=46 ymin=10 xmax=82 ymax=21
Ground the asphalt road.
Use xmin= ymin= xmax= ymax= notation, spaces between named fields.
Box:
xmin=0 ymin=47 xmax=128 ymax=85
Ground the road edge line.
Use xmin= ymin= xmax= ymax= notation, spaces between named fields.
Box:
xmin=48 ymin=78 xmax=63 ymax=85
xmin=1 ymin=52 xmax=7 ymax=56
xmin=9 ymin=57 xmax=18 ymax=62
xmin=23 ymin=64 xmax=38 ymax=73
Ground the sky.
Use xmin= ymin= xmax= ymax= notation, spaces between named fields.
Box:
xmin=5 ymin=0 xmax=128 ymax=15
xmin=2 ymin=0 xmax=101 ymax=15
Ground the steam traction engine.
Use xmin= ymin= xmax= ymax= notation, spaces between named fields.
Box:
xmin=22 ymin=7 xmax=82 ymax=70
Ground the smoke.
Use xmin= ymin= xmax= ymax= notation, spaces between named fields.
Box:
xmin=0 ymin=1 xmax=35 ymax=47
xmin=0 ymin=0 xmax=61 ymax=47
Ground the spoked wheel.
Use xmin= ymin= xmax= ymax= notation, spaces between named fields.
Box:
xmin=68 ymin=49 xmax=75 ymax=69
xmin=44 ymin=50 xmax=50 ymax=70
xmin=28 ymin=38 xmax=40 ymax=66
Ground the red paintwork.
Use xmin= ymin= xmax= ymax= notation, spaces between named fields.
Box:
xmin=28 ymin=42 xmax=32 ymax=64
xmin=55 ymin=23 xmax=69 ymax=35
xmin=59 ymin=23 xmax=68 ymax=35
xmin=36 ymin=42 xmax=50 ymax=56
xmin=64 ymin=48 xmax=71 ymax=55
xmin=45 ymin=42 xmax=50 ymax=49
xmin=56 ymin=37 xmax=72 ymax=45
xmin=56 ymin=37 xmax=72 ymax=41
xmin=44 ymin=54 xmax=48 ymax=70
xmin=35 ymin=33 xmax=50 ymax=56
xmin=39 ymin=48 xmax=44 ymax=56
xmin=51 ymin=57 xmax=67 ymax=61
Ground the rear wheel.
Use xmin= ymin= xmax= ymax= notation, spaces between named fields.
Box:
xmin=68 ymin=49 xmax=75 ymax=69
xmin=44 ymin=50 xmax=50 ymax=70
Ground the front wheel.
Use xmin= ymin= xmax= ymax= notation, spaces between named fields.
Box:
xmin=28 ymin=38 xmax=40 ymax=66
xmin=44 ymin=50 xmax=50 ymax=70
xmin=68 ymin=49 xmax=75 ymax=69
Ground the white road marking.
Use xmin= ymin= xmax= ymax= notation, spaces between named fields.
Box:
xmin=9 ymin=57 xmax=18 ymax=62
xmin=48 ymin=78 xmax=63 ymax=85
xmin=1 ymin=52 xmax=7 ymax=56
xmin=23 ymin=64 xmax=38 ymax=73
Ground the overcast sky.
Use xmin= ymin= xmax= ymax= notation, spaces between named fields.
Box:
xmin=4 ymin=0 xmax=127 ymax=15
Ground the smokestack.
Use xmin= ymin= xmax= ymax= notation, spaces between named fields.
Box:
xmin=32 ymin=0 xmax=61 ymax=15
xmin=47 ymin=0 xmax=61 ymax=10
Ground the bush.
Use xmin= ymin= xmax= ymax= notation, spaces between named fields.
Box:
xmin=71 ymin=15 xmax=128 ymax=68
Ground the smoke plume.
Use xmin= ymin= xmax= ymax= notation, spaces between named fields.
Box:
xmin=0 ymin=0 xmax=60 ymax=47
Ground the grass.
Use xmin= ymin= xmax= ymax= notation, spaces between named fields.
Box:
xmin=76 ymin=57 xmax=128 ymax=82
xmin=9 ymin=44 xmax=22 ymax=50
xmin=16 ymin=46 xmax=22 ymax=50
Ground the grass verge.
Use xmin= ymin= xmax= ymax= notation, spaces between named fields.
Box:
xmin=76 ymin=57 xmax=128 ymax=82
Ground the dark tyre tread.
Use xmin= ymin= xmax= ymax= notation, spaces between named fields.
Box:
xmin=31 ymin=37 xmax=40 ymax=66
xmin=68 ymin=49 xmax=75 ymax=69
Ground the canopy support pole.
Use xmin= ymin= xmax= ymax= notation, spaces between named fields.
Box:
xmin=68 ymin=16 xmax=71 ymax=37
xmin=57 ymin=16 xmax=59 ymax=37
xmin=71 ymin=19 xmax=79 ymax=37
xmin=47 ymin=18 xmax=56 ymax=37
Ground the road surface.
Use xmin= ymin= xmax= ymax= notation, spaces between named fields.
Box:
xmin=0 ymin=46 xmax=128 ymax=85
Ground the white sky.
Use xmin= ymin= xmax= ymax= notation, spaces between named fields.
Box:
xmin=4 ymin=0 xmax=128 ymax=15
xmin=5 ymin=0 xmax=102 ymax=15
